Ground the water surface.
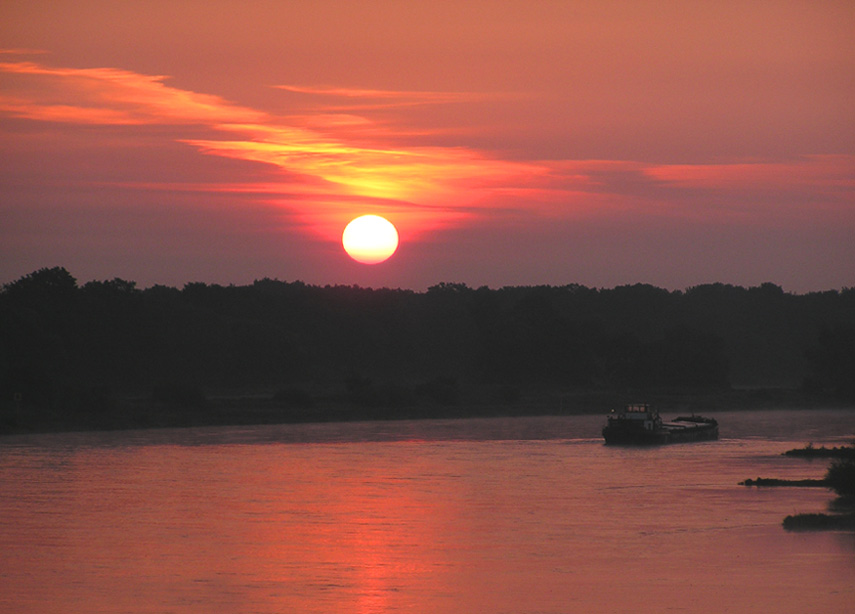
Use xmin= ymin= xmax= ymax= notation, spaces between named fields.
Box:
xmin=1 ymin=409 xmax=853 ymax=613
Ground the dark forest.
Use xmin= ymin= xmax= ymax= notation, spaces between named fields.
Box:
xmin=1 ymin=267 xmax=853 ymax=433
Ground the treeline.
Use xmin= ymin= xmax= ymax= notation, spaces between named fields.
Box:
xmin=1 ymin=267 xmax=854 ymax=431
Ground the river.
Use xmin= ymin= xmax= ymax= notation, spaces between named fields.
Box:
xmin=1 ymin=409 xmax=853 ymax=613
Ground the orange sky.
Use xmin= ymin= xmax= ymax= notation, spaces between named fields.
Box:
xmin=1 ymin=1 xmax=853 ymax=291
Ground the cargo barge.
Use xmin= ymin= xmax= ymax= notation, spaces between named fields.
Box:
xmin=602 ymin=404 xmax=718 ymax=445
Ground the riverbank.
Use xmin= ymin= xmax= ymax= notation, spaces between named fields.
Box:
xmin=783 ymin=512 xmax=855 ymax=530
xmin=741 ymin=443 xmax=855 ymax=531
xmin=1 ymin=385 xmax=849 ymax=437
xmin=740 ymin=477 xmax=828 ymax=487
xmin=783 ymin=444 xmax=855 ymax=459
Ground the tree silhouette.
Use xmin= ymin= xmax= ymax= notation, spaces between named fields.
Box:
xmin=2 ymin=268 xmax=853 ymax=431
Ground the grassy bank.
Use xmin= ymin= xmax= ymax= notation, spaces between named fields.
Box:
xmin=783 ymin=512 xmax=855 ymax=530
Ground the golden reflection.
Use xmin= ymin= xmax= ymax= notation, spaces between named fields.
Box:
xmin=3 ymin=431 xmax=855 ymax=613
xmin=239 ymin=445 xmax=466 ymax=614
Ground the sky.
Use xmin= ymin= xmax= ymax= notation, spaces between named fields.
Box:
xmin=1 ymin=0 xmax=853 ymax=292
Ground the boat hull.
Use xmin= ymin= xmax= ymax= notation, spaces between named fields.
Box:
xmin=602 ymin=417 xmax=718 ymax=445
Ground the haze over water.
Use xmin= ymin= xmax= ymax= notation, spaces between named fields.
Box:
xmin=2 ymin=409 xmax=854 ymax=613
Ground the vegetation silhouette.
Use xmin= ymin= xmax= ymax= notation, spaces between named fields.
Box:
xmin=743 ymin=444 xmax=855 ymax=530
xmin=1 ymin=267 xmax=854 ymax=433
xmin=783 ymin=443 xmax=855 ymax=459
xmin=825 ymin=458 xmax=855 ymax=498
xmin=783 ymin=457 xmax=855 ymax=529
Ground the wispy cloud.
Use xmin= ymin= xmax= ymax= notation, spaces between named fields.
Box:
xmin=645 ymin=156 xmax=855 ymax=192
xmin=2 ymin=60 xmax=851 ymax=243
xmin=0 ymin=48 xmax=49 ymax=55
xmin=275 ymin=85 xmax=500 ymax=111
xmin=643 ymin=155 xmax=855 ymax=223
xmin=0 ymin=61 xmax=265 ymax=125
xmin=0 ymin=61 xmax=541 ymax=236
xmin=185 ymin=123 xmax=541 ymax=201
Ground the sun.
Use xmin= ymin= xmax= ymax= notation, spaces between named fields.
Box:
xmin=341 ymin=215 xmax=399 ymax=264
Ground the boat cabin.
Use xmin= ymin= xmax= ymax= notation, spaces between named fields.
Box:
xmin=607 ymin=404 xmax=662 ymax=431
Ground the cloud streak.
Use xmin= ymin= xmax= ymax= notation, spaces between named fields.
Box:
xmin=0 ymin=61 xmax=265 ymax=125
xmin=1 ymin=59 xmax=852 ymax=249
xmin=0 ymin=61 xmax=546 ymax=237
xmin=275 ymin=84 xmax=504 ymax=112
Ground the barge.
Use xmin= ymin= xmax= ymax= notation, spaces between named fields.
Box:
xmin=602 ymin=404 xmax=718 ymax=445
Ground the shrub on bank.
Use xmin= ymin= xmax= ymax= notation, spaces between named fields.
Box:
xmin=825 ymin=458 xmax=855 ymax=497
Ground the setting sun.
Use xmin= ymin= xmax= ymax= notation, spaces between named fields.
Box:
xmin=341 ymin=215 xmax=399 ymax=264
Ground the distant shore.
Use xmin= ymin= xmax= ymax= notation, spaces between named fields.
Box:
xmin=1 ymin=386 xmax=849 ymax=437
xmin=4 ymin=269 xmax=853 ymax=437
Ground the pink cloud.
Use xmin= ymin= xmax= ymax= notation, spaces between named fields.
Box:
xmin=276 ymin=85 xmax=488 ymax=103
xmin=2 ymin=60 xmax=851 ymax=260
xmin=0 ymin=61 xmax=265 ymax=125
xmin=643 ymin=156 xmax=855 ymax=224
xmin=0 ymin=61 xmax=546 ymax=239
